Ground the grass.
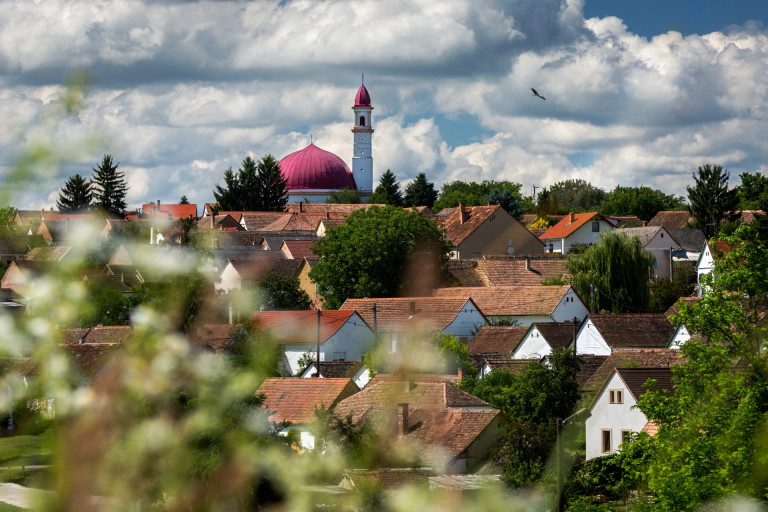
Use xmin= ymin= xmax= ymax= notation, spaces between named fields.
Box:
xmin=0 ymin=429 xmax=53 ymax=466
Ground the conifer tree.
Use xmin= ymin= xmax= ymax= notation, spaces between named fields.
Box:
xmin=212 ymin=167 xmax=242 ymax=211
xmin=369 ymin=169 xmax=403 ymax=206
xmin=687 ymin=163 xmax=739 ymax=238
xmin=403 ymin=172 xmax=438 ymax=208
xmin=56 ymin=173 xmax=93 ymax=213
xmin=91 ymin=155 xmax=128 ymax=216
xmin=255 ymin=154 xmax=288 ymax=212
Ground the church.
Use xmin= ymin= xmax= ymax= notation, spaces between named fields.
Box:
xmin=278 ymin=81 xmax=375 ymax=203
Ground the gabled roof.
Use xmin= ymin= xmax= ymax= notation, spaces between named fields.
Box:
xmin=261 ymin=234 xmax=318 ymax=250
xmin=282 ymin=239 xmax=317 ymax=260
xmin=20 ymin=246 xmax=72 ymax=262
xmin=606 ymin=216 xmax=643 ymax=228
xmin=240 ymin=212 xmax=294 ymax=231
xmin=586 ymin=314 xmax=675 ymax=349
xmin=189 ymin=324 xmax=240 ymax=353
xmin=59 ymin=326 xmax=132 ymax=345
xmin=284 ymin=203 xmax=383 ymax=216
xmin=302 ymin=360 xmax=364 ymax=379
xmin=141 ymin=203 xmax=197 ymax=220
xmin=0 ymin=234 xmax=47 ymax=254
xmin=667 ymin=228 xmax=706 ymax=253
xmin=540 ymin=212 xmax=613 ymax=240
xmin=619 ymin=226 xmax=667 ymax=246
xmin=664 ymin=297 xmax=701 ymax=319
xmin=648 ymin=210 xmax=691 ymax=229
xmin=433 ymin=285 xmax=573 ymax=317
xmin=226 ymin=258 xmax=301 ymax=281
xmin=584 ymin=348 xmax=684 ymax=392
xmin=260 ymin=213 xmax=324 ymax=233
xmin=476 ymin=255 xmax=569 ymax=286
xmin=468 ymin=326 xmax=528 ymax=356
xmin=442 ymin=205 xmax=507 ymax=246
xmin=480 ymin=356 xmax=532 ymax=375
xmin=59 ymin=343 xmax=122 ymax=379
xmin=533 ymin=321 xmax=581 ymax=349
xmin=250 ymin=310 xmax=367 ymax=344
xmin=258 ymin=377 xmax=359 ymax=424
xmin=445 ymin=260 xmax=487 ymax=287
xmin=339 ymin=297 xmax=482 ymax=333
xmin=616 ymin=367 xmax=674 ymax=400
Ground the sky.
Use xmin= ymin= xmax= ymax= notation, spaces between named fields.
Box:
xmin=2 ymin=0 xmax=768 ymax=210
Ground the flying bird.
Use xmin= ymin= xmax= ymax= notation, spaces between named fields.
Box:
xmin=531 ymin=88 xmax=546 ymax=100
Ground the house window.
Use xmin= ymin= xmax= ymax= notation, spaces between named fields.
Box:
xmin=360 ymin=116 xmax=366 ymax=126
xmin=621 ymin=430 xmax=632 ymax=446
xmin=592 ymin=221 xmax=599 ymax=232
xmin=602 ymin=430 xmax=612 ymax=453
xmin=332 ymin=351 xmax=347 ymax=361
xmin=609 ymin=389 xmax=623 ymax=404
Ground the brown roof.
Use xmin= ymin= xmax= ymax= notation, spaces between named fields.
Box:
xmin=648 ymin=210 xmax=691 ymax=229
xmin=664 ymin=297 xmax=701 ymax=319
xmin=260 ymin=213 xmax=324 ymax=232
xmin=616 ymin=367 xmax=675 ymax=399
xmin=442 ymin=205 xmax=503 ymax=246
xmin=282 ymin=239 xmax=316 ymax=260
xmin=535 ymin=321 xmax=581 ymax=349
xmin=284 ymin=203 xmax=384 ymax=216
xmin=334 ymin=374 xmax=499 ymax=460
xmin=606 ymin=216 xmax=643 ymax=228
xmin=479 ymin=356 xmax=533 ymax=375
xmin=433 ymin=285 xmax=572 ymax=317
xmin=587 ymin=314 xmax=675 ymax=349
xmin=575 ymin=355 xmax=609 ymax=387
xmin=20 ymin=246 xmax=71 ymax=262
xmin=468 ymin=326 xmax=528 ymax=356
xmin=258 ymin=377 xmax=359 ymax=424
xmin=476 ymin=255 xmax=569 ymax=286
xmin=59 ymin=343 xmax=122 ymax=379
xmin=444 ymin=260 xmax=487 ymax=287
xmin=305 ymin=360 xmax=364 ymax=379
xmin=189 ymin=324 xmax=239 ymax=353
xmin=240 ymin=212 xmax=294 ymax=231
xmin=250 ymin=310 xmax=366 ymax=344
xmin=341 ymin=468 xmax=433 ymax=490
xmin=227 ymin=258 xmax=302 ymax=281
xmin=340 ymin=297 xmax=479 ymax=333
xmin=0 ymin=357 xmax=38 ymax=376
xmin=59 ymin=326 xmax=132 ymax=344
xmin=584 ymin=348 xmax=684 ymax=392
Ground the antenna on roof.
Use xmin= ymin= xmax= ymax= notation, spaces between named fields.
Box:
xmin=310 ymin=133 xmax=313 ymax=144
xmin=362 ymin=73 xmax=364 ymax=85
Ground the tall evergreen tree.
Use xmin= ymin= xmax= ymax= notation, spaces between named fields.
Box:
xmin=238 ymin=156 xmax=260 ymax=210
xmin=369 ymin=169 xmax=403 ymax=206
xmin=179 ymin=195 xmax=190 ymax=205
xmin=255 ymin=154 xmax=288 ymax=212
xmin=687 ymin=163 xmax=739 ymax=238
xmin=487 ymin=188 xmax=525 ymax=219
xmin=91 ymin=155 xmax=128 ymax=216
xmin=212 ymin=167 xmax=243 ymax=211
xmin=403 ymin=172 xmax=438 ymax=208
xmin=56 ymin=173 xmax=93 ymax=213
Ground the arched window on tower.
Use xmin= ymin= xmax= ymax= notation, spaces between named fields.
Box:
xmin=359 ymin=115 xmax=366 ymax=127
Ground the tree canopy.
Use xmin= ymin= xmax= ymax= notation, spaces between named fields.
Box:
xmin=432 ymin=180 xmax=523 ymax=212
xmin=309 ymin=206 xmax=450 ymax=309
xmin=566 ymin=231 xmax=656 ymax=313
xmin=548 ymin=179 xmax=607 ymax=213
xmin=600 ymin=185 xmax=685 ymax=222
xmin=256 ymin=270 xmax=311 ymax=310
xmin=403 ymin=173 xmax=438 ymax=209
xmin=56 ymin=173 xmax=93 ymax=213
xmin=212 ymin=155 xmax=287 ymax=211
xmin=487 ymin=188 xmax=525 ymax=219
xmin=368 ymin=169 xmax=403 ymax=206
xmin=91 ymin=155 xmax=128 ymax=216
xmin=737 ymin=171 xmax=768 ymax=210
xmin=326 ymin=189 xmax=363 ymax=204
xmin=687 ymin=163 xmax=738 ymax=238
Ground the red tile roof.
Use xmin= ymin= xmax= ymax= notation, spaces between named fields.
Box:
xmin=250 ymin=310 xmax=366 ymax=344
xmin=227 ymin=258 xmax=302 ymax=281
xmin=282 ymin=239 xmax=316 ymax=260
xmin=258 ymin=377 xmax=359 ymax=424
xmin=59 ymin=326 xmax=132 ymax=345
xmin=648 ymin=210 xmax=692 ymax=229
xmin=587 ymin=314 xmax=675 ymax=349
xmin=476 ymin=255 xmax=569 ymax=286
xmin=142 ymin=203 xmax=198 ymax=220
xmin=433 ymin=285 xmax=573 ymax=317
xmin=664 ymin=297 xmax=701 ymax=319
xmin=442 ymin=205 xmax=504 ymax=246
xmin=540 ymin=212 xmax=602 ymax=240
xmin=479 ymin=356 xmax=533 ymax=375
xmin=340 ymin=297 xmax=481 ymax=333
xmin=59 ymin=343 xmax=122 ymax=379
xmin=189 ymin=324 xmax=239 ymax=353
xmin=467 ymin=326 xmax=529 ymax=356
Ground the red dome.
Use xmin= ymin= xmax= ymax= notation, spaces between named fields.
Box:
xmin=354 ymin=84 xmax=371 ymax=107
xmin=279 ymin=143 xmax=357 ymax=190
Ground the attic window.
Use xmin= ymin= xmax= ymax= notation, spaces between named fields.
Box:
xmin=609 ymin=389 xmax=623 ymax=403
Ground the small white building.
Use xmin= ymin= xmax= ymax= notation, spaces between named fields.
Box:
xmin=573 ymin=314 xmax=675 ymax=356
xmin=250 ymin=310 xmax=374 ymax=376
xmin=586 ymin=367 xmax=673 ymax=460
xmin=539 ymin=213 xmax=617 ymax=254
xmin=513 ymin=321 xmax=580 ymax=359
xmin=696 ymin=240 xmax=735 ymax=297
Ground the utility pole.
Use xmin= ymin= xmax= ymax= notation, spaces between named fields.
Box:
xmin=669 ymin=246 xmax=674 ymax=283
xmin=590 ymin=283 xmax=596 ymax=313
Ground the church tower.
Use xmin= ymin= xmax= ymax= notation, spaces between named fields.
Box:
xmin=352 ymin=77 xmax=374 ymax=193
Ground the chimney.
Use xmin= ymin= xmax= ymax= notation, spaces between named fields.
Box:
xmin=299 ymin=201 xmax=303 ymax=213
xmin=157 ymin=200 xmax=160 ymax=207
xmin=326 ymin=212 xmax=330 ymax=219
xmin=398 ymin=403 xmax=409 ymax=436
xmin=642 ymin=221 xmax=648 ymax=227
xmin=40 ymin=209 xmax=44 ymax=220
xmin=569 ymin=212 xmax=575 ymax=223
xmin=211 ymin=213 xmax=215 ymax=229
xmin=409 ymin=301 xmax=415 ymax=315
xmin=458 ymin=202 xmax=465 ymax=224
xmin=525 ymin=257 xmax=531 ymax=272
xmin=457 ymin=367 xmax=463 ymax=382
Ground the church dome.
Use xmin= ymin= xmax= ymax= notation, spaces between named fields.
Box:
xmin=279 ymin=143 xmax=357 ymax=190
xmin=354 ymin=84 xmax=371 ymax=107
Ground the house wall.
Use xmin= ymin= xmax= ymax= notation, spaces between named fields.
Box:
xmin=443 ymin=301 xmax=488 ymax=341
xmin=551 ymin=288 xmax=590 ymax=323
xmin=574 ymin=319 xmax=611 ymax=356
xmin=586 ymin=373 xmax=649 ymax=460
xmin=454 ymin=212 xmax=544 ymax=259
xmin=513 ymin=326 xmax=551 ymax=359
xmin=215 ymin=264 xmax=242 ymax=293
xmin=638 ymin=229 xmax=682 ymax=279
xmin=1 ymin=263 xmax=28 ymax=296
xmin=546 ymin=219 xmax=616 ymax=254
xmin=668 ymin=325 xmax=689 ymax=349
xmin=279 ymin=425 xmax=316 ymax=452
xmin=296 ymin=263 xmax=320 ymax=307
xmin=282 ymin=316 xmax=374 ymax=375
xmin=697 ymin=244 xmax=715 ymax=297
xmin=453 ymin=414 xmax=503 ymax=473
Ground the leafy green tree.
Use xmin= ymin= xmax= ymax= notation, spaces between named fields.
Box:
xmin=369 ymin=169 xmax=403 ymax=206
xmin=326 ymin=189 xmax=363 ymax=204
xmin=487 ymin=188 xmax=524 ymax=219
xmin=687 ymin=163 xmax=739 ymax=238
xmin=403 ymin=173 xmax=438 ymax=208
xmin=432 ymin=333 xmax=473 ymax=374
xmin=80 ymin=282 xmax=130 ymax=326
xmin=600 ymin=185 xmax=685 ymax=222
xmin=635 ymin=225 xmax=768 ymax=510
xmin=566 ymin=231 xmax=656 ymax=313
xmin=309 ymin=206 xmax=450 ymax=309
xmin=549 ymin=179 xmax=607 ymax=213
xmin=91 ymin=154 xmax=128 ymax=216
xmin=459 ymin=349 xmax=581 ymax=486
xmin=256 ymin=270 xmax=311 ymax=310
xmin=533 ymin=188 xmax=561 ymax=219
xmin=169 ymin=216 xmax=198 ymax=246
xmin=736 ymin=171 xmax=768 ymax=210
xmin=56 ymin=173 xmax=93 ymax=213
xmin=433 ymin=180 xmax=523 ymax=212
xmin=254 ymin=154 xmax=288 ymax=212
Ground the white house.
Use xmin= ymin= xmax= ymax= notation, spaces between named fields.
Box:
xmin=539 ymin=213 xmax=617 ymax=254
xmin=215 ymin=257 xmax=300 ymax=293
xmin=250 ymin=310 xmax=374 ymax=376
xmin=619 ymin=227 xmax=683 ymax=280
xmin=340 ymin=296 xmax=487 ymax=347
xmin=433 ymin=286 xmax=589 ymax=327
xmin=586 ymin=367 xmax=673 ymax=460
xmin=299 ymin=360 xmax=372 ymax=389
xmin=696 ymin=240 xmax=735 ymax=297
xmin=513 ymin=321 xmax=580 ymax=359
xmin=573 ymin=314 xmax=675 ymax=356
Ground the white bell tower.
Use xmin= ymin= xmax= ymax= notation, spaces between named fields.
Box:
xmin=352 ymin=75 xmax=374 ymax=193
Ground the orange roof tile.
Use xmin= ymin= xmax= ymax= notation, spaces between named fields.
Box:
xmin=433 ymin=285 xmax=573 ymax=316
xmin=250 ymin=310 xmax=366 ymax=344
xmin=142 ymin=203 xmax=197 ymax=220
xmin=339 ymin=297 xmax=480 ymax=333
xmin=442 ymin=205 xmax=503 ymax=246
xmin=258 ymin=377 xmax=359 ymax=424
xmin=477 ymin=255 xmax=569 ymax=286
xmin=282 ymin=239 xmax=317 ymax=260
xmin=540 ymin=212 xmax=602 ymax=240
